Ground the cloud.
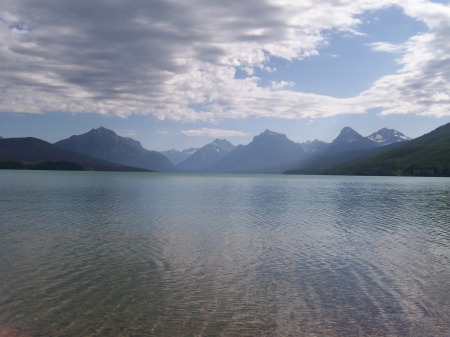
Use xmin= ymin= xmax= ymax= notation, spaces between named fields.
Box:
xmin=369 ymin=42 xmax=405 ymax=53
xmin=271 ymin=81 xmax=295 ymax=90
xmin=0 ymin=0 xmax=449 ymax=120
xmin=119 ymin=129 xmax=139 ymax=138
xmin=358 ymin=1 xmax=450 ymax=116
xmin=181 ymin=128 xmax=250 ymax=137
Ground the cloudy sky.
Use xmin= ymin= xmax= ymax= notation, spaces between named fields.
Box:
xmin=1 ymin=0 xmax=450 ymax=150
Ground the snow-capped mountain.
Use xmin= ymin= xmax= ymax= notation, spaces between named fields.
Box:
xmin=366 ymin=128 xmax=411 ymax=146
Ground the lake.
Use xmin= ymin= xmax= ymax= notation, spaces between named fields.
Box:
xmin=0 ymin=170 xmax=449 ymax=336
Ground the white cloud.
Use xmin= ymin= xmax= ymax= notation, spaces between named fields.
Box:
xmin=370 ymin=42 xmax=405 ymax=53
xmin=357 ymin=1 xmax=450 ymax=116
xmin=0 ymin=0 xmax=449 ymax=121
xmin=181 ymin=128 xmax=250 ymax=137
xmin=119 ymin=129 xmax=139 ymax=138
xmin=271 ymin=81 xmax=295 ymax=90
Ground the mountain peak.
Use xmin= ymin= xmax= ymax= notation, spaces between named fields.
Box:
xmin=207 ymin=129 xmax=305 ymax=173
xmin=212 ymin=138 xmax=230 ymax=145
xmin=161 ymin=147 xmax=199 ymax=165
xmin=208 ymin=139 xmax=235 ymax=152
xmin=326 ymin=123 xmax=450 ymax=176
xmin=262 ymin=129 xmax=283 ymax=136
xmin=176 ymin=138 xmax=235 ymax=171
xmin=299 ymin=139 xmax=329 ymax=154
xmin=93 ymin=126 xmax=115 ymax=133
xmin=88 ymin=126 xmax=118 ymax=138
xmin=367 ymin=128 xmax=411 ymax=146
xmin=87 ymin=126 xmax=144 ymax=149
xmin=334 ymin=127 xmax=363 ymax=144
xmin=325 ymin=127 xmax=376 ymax=154
xmin=55 ymin=127 xmax=174 ymax=171
xmin=254 ymin=130 xmax=287 ymax=142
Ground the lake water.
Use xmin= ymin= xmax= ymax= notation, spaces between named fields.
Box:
xmin=0 ymin=171 xmax=449 ymax=336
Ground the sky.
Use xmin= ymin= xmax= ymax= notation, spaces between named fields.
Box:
xmin=1 ymin=0 xmax=450 ymax=151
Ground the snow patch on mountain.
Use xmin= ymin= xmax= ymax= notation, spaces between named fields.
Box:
xmin=367 ymin=128 xmax=411 ymax=146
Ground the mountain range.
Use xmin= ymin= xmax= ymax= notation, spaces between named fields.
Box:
xmin=177 ymin=139 xmax=235 ymax=171
xmin=206 ymin=130 xmax=306 ymax=173
xmin=287 ymin=127 xmax=411 ymax=174
xmin=161 ymin=148 xmax=199 ymax=165
xmin=324 ymin=123 xmax=450 ymax=176
xmin=0 ymin=137 xmax=149 ymax=171
xmin=2 ymin=123 xmax=448 ymax=176
xmin=55 ymin=126 xmax=175 ymax=172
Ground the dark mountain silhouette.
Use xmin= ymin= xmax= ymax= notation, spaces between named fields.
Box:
xmin=161 ymin=148 xmax=199 ymax=165
xmin=177 ymin=139 xmax=235 ymax=171
xmin=55 ymin=127 xmax=174 ymax=172
xmin=325 ymin=123 xmax=450 ymax=176
xmin=366 ymin=128 xmax=411 ymax=146
xmin=0 ymin=137 xmax=149 ymax=171
xmin=207 ymin=130 xmax=306 ymax=173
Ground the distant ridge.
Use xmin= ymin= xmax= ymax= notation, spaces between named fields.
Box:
xmin=299 ymin=139 xmax=329 ymax=155
xmin=177 ymin=139 xmax=235 ymax=171
xmin=286 ymin=127 xmax=409 ymax=174
xmin=161 ymin=148 xmax=199 ymax=165
xmin=55 ymin=127 xmax=175 ymax=172
xmin=207 ymin=130 xmax=306 ymax=173
xmin=325 ymin=123 xmax=450 ymax=176
xmin=0 ymin=137 xmax=149 ymax=171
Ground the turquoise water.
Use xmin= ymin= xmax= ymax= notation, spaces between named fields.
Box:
xmin=0 ymin=171 xmax=449 ymax=336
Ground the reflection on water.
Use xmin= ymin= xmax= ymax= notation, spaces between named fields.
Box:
xmin=0 ymin=171 xmax=449 ymax=336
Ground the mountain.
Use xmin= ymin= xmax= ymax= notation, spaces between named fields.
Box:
xmin=286 ymin=127 xmax=408 ymax=174
xmin=326 ymin=127 xmax=377 ymax=154
xmin=55 ymin=127 xmax=175 ymax=172
xmin=207 ymin=130 xmax=306 ymax=173
xmin=367 ymin=128 xmax=411 ymax=146
xmin=0 ymin=137 xmax=149 ymax=171
xmin=325 ymin=123 xmax=450 ymax=177
xmin=299 ymin=139 xmax=330 ymax=155
xmin=161 ymin=147 xmax=199 ymax=165
xmin=177 ymin=139 xmax=235 ymax=171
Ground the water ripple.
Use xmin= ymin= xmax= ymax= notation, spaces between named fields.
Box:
xmin=0 ymin=172 xmax=449 ymax=336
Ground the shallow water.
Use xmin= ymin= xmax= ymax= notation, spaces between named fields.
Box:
xmin=0 ymin=171 xmax=449 ymax=336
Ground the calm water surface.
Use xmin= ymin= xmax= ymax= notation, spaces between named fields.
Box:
xmin=0 ymin=171 xmax=449 ymax=336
